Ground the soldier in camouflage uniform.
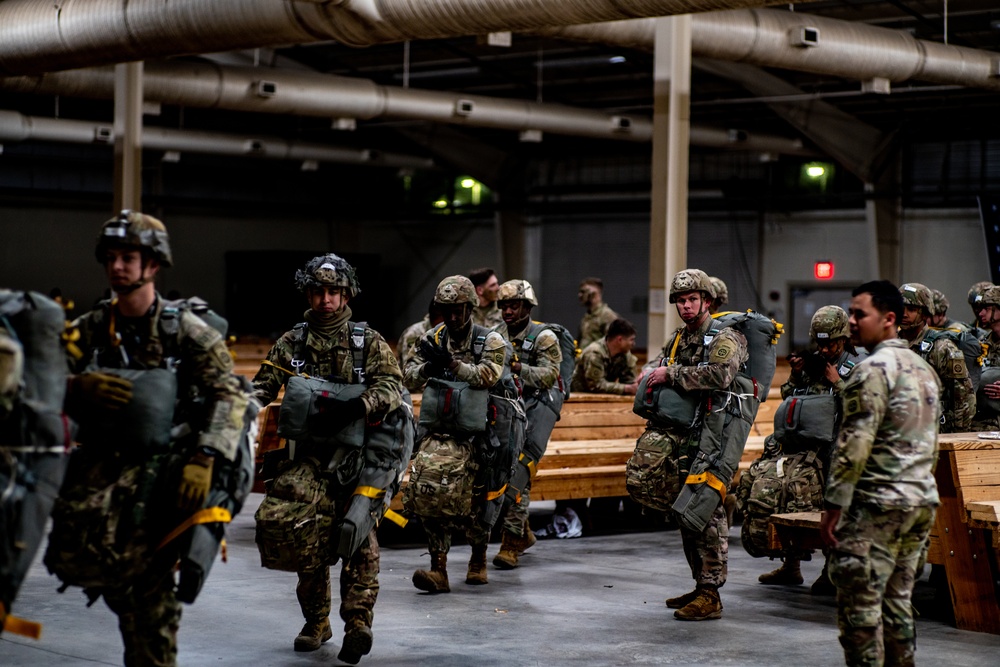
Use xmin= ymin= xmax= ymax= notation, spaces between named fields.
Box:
xmin=898 ymin=283 xmax=974 ymax=433
xmin=757 ymin=305 xmax=863 ymax=592
xmin=968 ymin=281 xmax=993 ymax=334
xmin=469 ymin=267 xmax=503 ymax=328
xmin=491 ymin=279 xmax=561 ymax=569
xmin=972 ymin=285 xmax=1000 ymax=431
xmin=928 ymin=289 xmax=965 ymax=330
xmin=51 ymin=211 xmax=248 ymax=667
xmin=396 ymin=300 xmax=443 ymax=368
xmin=403 ymin=275 xmax=507 ymax=592
xmin=709 ymin=276 xmax=729 ymax=314
xmin=639 ymin=269 xmax=748 ymax=621
xmin=252 ymin=254 xmax=404 ymax=664
xmin=820 ymin=280 xmax=940 ymax=667
xmin=570 ymin=317 xmax=639 ymax=395
xmin=577 ymin=277 xmax=620 ymax=349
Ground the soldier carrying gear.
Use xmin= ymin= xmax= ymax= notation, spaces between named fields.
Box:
xmin=253 ymin=254 xmax=411 ymax=665
xmin=810 ymin=305 xmax=850 ymax=342
xmin=94 ymin=210 xmax=172 ymax=295
xmin=973 ymin=286 xmax=1000 ymax=430
xmin=709 ymin=276 xmax=728 ymax=314
xmin=668 ymin=268 xmax=716 ymax=303
xmin=968 ymin=281 xmax=994 ymax=330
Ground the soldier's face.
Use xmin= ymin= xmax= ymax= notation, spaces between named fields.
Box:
xmin=105 ymin=248 xmax=157 ymax=289
xmin=815 ymin=336 xmax=845 ymax=363
xmin=307 ymin=286 xmax=346 ymax=314
xmin=849 ymin=293 xmax=895 ymax=348
xmin=674 ymin=291 xmax=708 ymax=324
xmin=477 ymin=275 xmax=499 ymax=303
xmin=499 ymin=299 xmax=530 ymax=328
xmin=982 ymin=304 xmax=1000 ymax=327
xmin=441 ymin=304 xmax=470 ymax=333
xmin=578 ymin=286 xmax=598 ymax=307
xmin=900 ymin=305 xmax=926 ymax=330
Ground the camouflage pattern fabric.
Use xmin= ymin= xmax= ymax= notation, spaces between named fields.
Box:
xmin=252 ymin=308 xmax=403 ymax=418
xmin=625 ymin=427 xmax=685 ymax=512
xmin=577 ymin=302 xmax=620 ymax=350
xmin=295 ymin=527 xmax=379 ymax=627
xmin=971 ymin=330 xmax=1000 ymax=430
xmin=494 ymin=321 xmax=562 ymax=537
xmin=402 ymin=324 xmax=503 ymax=555
xmin=828 ymin=504 xmax=936 ymax=667
xmin=396 ymin=315 xmax=431 ymax=368
xmin=781 ymin=348 xmax=860 ymax=399
xmin=906 ymin=325 xmax=975 ymax=433
xmin=102 ymin=565 xmax=182 ymax=667
xmin=824 ymin=338 xmax=940 ymax=667
xmin=681 ymin=501 xmax=728 ymax=588
xmin=570 ymin=338 xmax=637 ymax=394
xmin=825 ymin=339 xmax=941 ymax=510
xmin=472 ymin=303 xmax=503 ymax=329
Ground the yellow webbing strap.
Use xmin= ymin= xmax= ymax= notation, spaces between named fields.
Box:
xmin=353 ymin=486 xmax=386 ymax=499
xmin=486 ymin=483 xmax=508 ymax=501
xmin=260 ymin=359 xmax=310 ymax=378
xmin=685 ymin=471 xmax=727 ymax=499
xmin=1 ymin=603 xmax=42 ymax=640
xmin=157 ymin=507 xmax=233 ymax=551
xmin=384 ymin=509 xmax=408 ymax=528
xmin=518 ymin=452 xmax=538 ymax=479
xmin=666 ymin=331 xmax=682 ymax=367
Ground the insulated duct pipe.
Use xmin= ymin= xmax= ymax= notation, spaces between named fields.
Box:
xmin=0 ymin=61 xmax=812 ymax=154
xmin=541 ymin=8 xmax=1000 ymax=91
xmin=0 ymin=110 xmax=434 ymax=168
xmin=0 ymin=0 xmax=809 ymax=76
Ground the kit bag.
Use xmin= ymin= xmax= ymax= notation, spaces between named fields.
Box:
xmin=772 ymin=393 xmax=839 ymax=453
xmin=277 ymin=375 xmax=366 ymax=447
xmin=632 ymin=372 xmax=701 ymax=429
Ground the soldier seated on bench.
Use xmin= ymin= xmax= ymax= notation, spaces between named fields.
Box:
xmin=571 ymin=318 xmax=639 ymax=396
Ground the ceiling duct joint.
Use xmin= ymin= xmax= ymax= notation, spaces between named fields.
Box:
xmin=94 ymin=126 xmax=113 ymax=143
xmin=454 ymin=99 xmax=475 ymax=117
xmin=479 ymin=32 xmax=512 ymax=47
xmin=861 ymin=78 xmax=891 ymax=95
xmin=333 ymin=118 xmax=357 ymax=131
xmin=610 ymin=115 xmax=632 ymax=132
xmin=245 ymin=140 xmax=266 ymax=154
xmin=520 ymin=129 xmax=543 ymax=143
xmin=991 ymin=58 xmax=1000 ymax=78
xmin=255 ymin=80 xmax=278 ymax=98
xmin=788 ymin=26 xmax=820 ymax=48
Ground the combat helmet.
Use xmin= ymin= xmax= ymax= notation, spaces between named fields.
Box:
xmin=669 ymin=269 xmax=715 ymax=303
xmin=433 ymin=275 xmax=477 ymax=306
xmin=496 ymin=279 xmax=538 ymax=307
xmin=709 ymin=277 xmax=729 ymax=306
xmin=969 ymin=281 xmax=994 ymax=309
xmin=899 ymin=283 xmax=934 ymax=314
xmin=95 ymin=210 xmax=173 ymax=267
xmin=294 ymin=254 xmax=361 ymax=297
xmin=809 ymin=305 xmax=849 ymax=341
xmin=930 ymin=289 xmax=950 ymax=317
xmin=981 ymin=285 xmax=1000 ymax=308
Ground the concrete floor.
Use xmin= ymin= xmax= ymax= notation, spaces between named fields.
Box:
xmin=3 ymin=495 xmax=999 ymax=666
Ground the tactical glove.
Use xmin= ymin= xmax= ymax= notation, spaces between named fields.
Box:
xmin=178 ymin=449 xmax=214 ymax=511
xmin=75 ymin=371 xmax=133 ymax=410
xmin=309 ymin=395 xmax=367 ymax=436
xmin=418 ymin=339 xmax=454 ymax=375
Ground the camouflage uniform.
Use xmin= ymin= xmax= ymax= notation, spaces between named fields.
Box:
xmin=971 ymin=329 xmax=1000 ymax=430
xmin=62 ymin=296 xmax=247 ymax=667
xmin=570 ymin=338 xmax=638 ymax=394
xmin=578 ymin=302 xmax=620 ymax=350
xmin=905 ymin=326 xmax=974 ymax=433
xmin=472 ymin=302 xmax=503 ymax=329
xmin=403 ymin=281 xmax=505 ymax=561
xmin=396 ymin=315 xmax=431 ymax=368
xmin=825 ymin=338 xmax=940 ymax=667
xmin=494 ymin=319 xmax=561 ymax=539
xmin=642 ymin=314 xmax=748 ymax=590
xmin=252 ymin=254 xmax=403 ymax=658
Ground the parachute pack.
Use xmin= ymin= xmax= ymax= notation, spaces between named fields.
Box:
xmin=736 ymin=450 xmax=825 ymax=559
xmin=0 ymin=291 xmax=71 ymax=638
xmin=919 ymin=326 xmax=987 ymax=391
xmin=522 ymin=320 xmax=579 ymax=399
xmin=707 ymin=311 xmax=783 ymax=400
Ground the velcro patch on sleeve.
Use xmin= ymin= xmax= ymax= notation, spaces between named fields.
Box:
xmin=708 ymin=338 xmax=736 ymax=363
xmin=842 ymin=388 xmax=864 ymax=418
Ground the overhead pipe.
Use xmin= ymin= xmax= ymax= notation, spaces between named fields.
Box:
xmin=0 ymin=61 xmax=812 ymax=154
xmin=539 ymin=8 xmax=1000 ymax=91
xmin=0 ymin=0 xmax=809 ymax=76
xmin=0 ymin=110 xmax=434 ymax=169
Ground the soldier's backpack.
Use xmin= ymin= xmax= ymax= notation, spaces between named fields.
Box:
xmin=707 ymin=311 xmax=783 ymax=400
xmin=920 ymin=326 xmax=987 ymax=392
xmin=523 ymin=321 xmax=579 ymax=399
xmin=0 ymin=291 xmax=71 ymax=637
xmin=736 ymin=450 xmax=825 ymax=559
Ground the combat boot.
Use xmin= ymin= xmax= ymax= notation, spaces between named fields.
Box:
xmin=665 ymin=589 xmax=699 ymax=609
xmin=810 ymin=565 xmax=836 ymax=596
xmin=492 ymin=531 xmax=520 ymax=570
xmin=758 ymin=559 xmax=803 ymax=586
xmin=338 ymin=615 xmax=373 ymax=665
xmin=293 ymin=617 xmax=332 ymax=652
xmin=673 ymin=586 xmax=723 ymax=621
xmin=412 ymin=552 xmax=450 ymax=593
xmin=466 ymin=545 xmax=489 ymax=585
